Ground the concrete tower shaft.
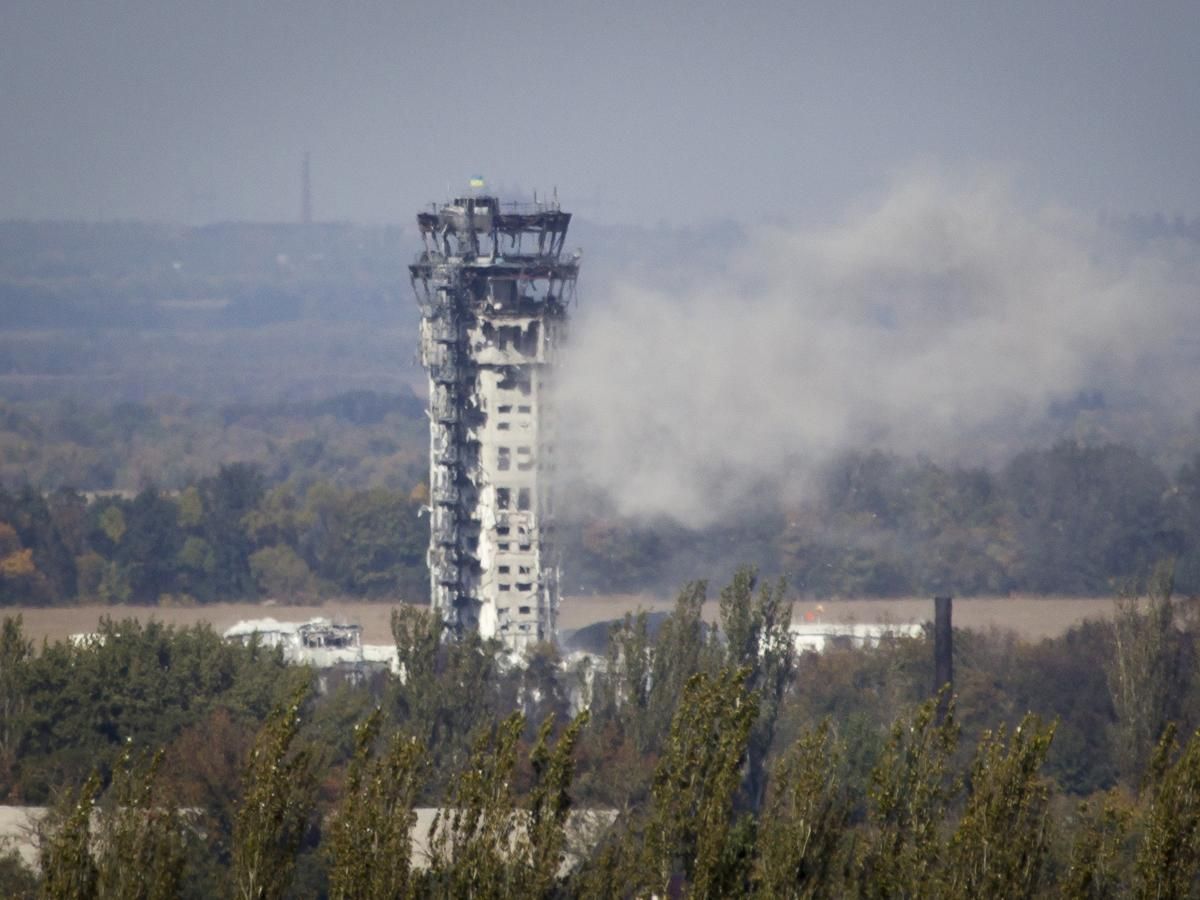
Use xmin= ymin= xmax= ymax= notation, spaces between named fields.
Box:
xmin=410 ymin=195 xmax=579 ymax=651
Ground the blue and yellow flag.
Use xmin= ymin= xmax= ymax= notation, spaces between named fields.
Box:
xmin=469 ymin=176 xmax=485 ymax=189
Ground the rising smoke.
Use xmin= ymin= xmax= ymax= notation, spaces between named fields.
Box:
xmin=554 ymin=173 xmax=1200 ymax=525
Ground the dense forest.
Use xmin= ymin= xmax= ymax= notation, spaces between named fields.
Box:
xmin=3 ymin=391 xmax=1200 ymax=601
xmin=4 ymin=567 xmax=1200 ymax=896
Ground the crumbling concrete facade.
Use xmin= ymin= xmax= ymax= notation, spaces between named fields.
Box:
xmin=410 ymin=195 xmax=579 ymax=652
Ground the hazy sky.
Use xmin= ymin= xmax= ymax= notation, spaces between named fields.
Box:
xmin=3 ymin=0 xmax=1198 ymax=226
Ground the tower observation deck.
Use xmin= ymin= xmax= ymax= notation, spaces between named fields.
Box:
xmin=410 ymin=195 xmax=579 ymax=651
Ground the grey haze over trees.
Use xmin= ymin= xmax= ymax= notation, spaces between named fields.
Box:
xmin=555 ymin=175 xmax=1200 ymax=527
xmin=5 ymin=419 xmax=1200 ymax=602
xmin=4 ymin=155 xmax=1200 ymax=604
xmin=5 ymin=179 xmax=1200 ymax=542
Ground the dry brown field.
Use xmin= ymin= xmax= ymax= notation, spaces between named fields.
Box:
xmin=4 ymin=594 xmax=1119 ymax=648
xmin=561 ymin=594 xmax=1118 ymax=640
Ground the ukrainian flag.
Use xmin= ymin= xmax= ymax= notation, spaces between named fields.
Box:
xmin=469 ymin=176 xmax=485 ymax=189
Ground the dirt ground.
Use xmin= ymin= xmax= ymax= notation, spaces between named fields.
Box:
xmin=4 ymin=594 xmax=1118 ymax=648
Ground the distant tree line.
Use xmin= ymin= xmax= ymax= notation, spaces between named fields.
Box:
xmin=0 ymin=392 xmax=427 ymax=495
xmin=4 ymin=435 xmax=1200 ymax=605
xmin=0 ymin=464 xmax=427 ymax=607
xmin=5 ymin=567 xmax=1200 ymax=896
xmin=566 ymin=441 xmax=1200 ymax=599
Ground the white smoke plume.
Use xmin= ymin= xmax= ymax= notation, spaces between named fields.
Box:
xmin=555 ymin=173 xmax=1200 ymax=525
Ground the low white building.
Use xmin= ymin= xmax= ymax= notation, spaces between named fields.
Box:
xmin=222 ymin=617 xmax=399 ymax=677
xmin=789 ymin=621 xmax=926 ymax=653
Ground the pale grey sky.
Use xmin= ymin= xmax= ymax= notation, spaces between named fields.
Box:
xmin=2 ymin=0 xmax=1198 ymax=226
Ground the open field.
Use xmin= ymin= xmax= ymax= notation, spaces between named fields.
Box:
xmin=563 ymin=594 xmax=1119 ymax=640
xmin=3 ymin=594 xmax=1120 ymax=649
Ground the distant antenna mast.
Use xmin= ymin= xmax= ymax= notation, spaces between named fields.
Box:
xmin=301 ymin=152 xmax=312 ymax=225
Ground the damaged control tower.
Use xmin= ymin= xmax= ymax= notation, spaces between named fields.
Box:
xmin=410 ymin=194 xmax=579 ymax=652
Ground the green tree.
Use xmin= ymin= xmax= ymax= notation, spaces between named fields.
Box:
xmin=327 ymin=710 xmax=425 ymax=900
xmin=389 ymin=605 xmax=499 ymax=777
xmin=594 ymin=610 xmax=652 ymax=750
xmin=1003 ymin=442 xmax=1170 ymax=593
xmin=0 ymin=615 xmax=32 ymax=797
xmin=718 ymin=567 xmax=794 ymax=811
xmin=248 ymin=545 xmax=317 ymax=602
xmin=176 ymin=536 xmax=217 ymax=601
xmin=426 ymin=708 xmax=589 ymax=899
xmin=230 ymin=685 xmax=316 ymax=900
xmin=198 ymin=463 xmax=265 ymax=600
xmin=15 ymin=618 xmax=291 ymax=801
xmin=114 ymin=488 xmax=182 ymax=603
xmin=1063 ymin=793 xmax=1133 ymax=900
xmin=93 ymin=749 xmax=187 ymax=900
xmin=426 ymin=713 xmax=525 ymax=899
xmin=1107 ymin=563 xmax=1183 ymax=782
xmin=341 ymin=489 xmax=426 ymax=597
xmin=0 ymin=486 xmax=75 ymax=603
xmin=755 ymin=720 xmax=852 ymax=899
xmin=1133 ymin=724 xmax=1200 ymax=900
xmin=302 ymin=487 xmax=426 ymax=598
xmin=645 ymin=582 xmax=717 ymax=751
xmin=642 ymin=667 xmax=758 ymax=899
xmin=38 ymin=773 xmax=100 ymax=899
xmin=524 ymin=710 xmax=590 ymax=897
xmin=945 ymin=714 xmax=1056 ymax=899
xmin=859 ymin=692 xmax=960 ymax=898
xmin=1172 ymin=452 xmax=1200 ymax=594
xmin=96 ymin=561 xmax=131 ymax=605
xmin=95 ymin=504 xmax=125 ymax=548
xmin=570 ymin=609 xmax=658 ymax=814
xmin=0 ymin=845 xmax=37 ymax=900
xmin=243 ymin=484 xmax=309 ymax=550
xmin=160 ymin=707 xmax=256 ymax=887
xmin=175 ymin=486 xmax=203 ymax=530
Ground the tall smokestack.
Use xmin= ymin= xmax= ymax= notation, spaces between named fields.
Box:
xmin=301 ymin=152 xmax=312 ymax=226
xmin=933 ymin=595 xmax=953 ymax=716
